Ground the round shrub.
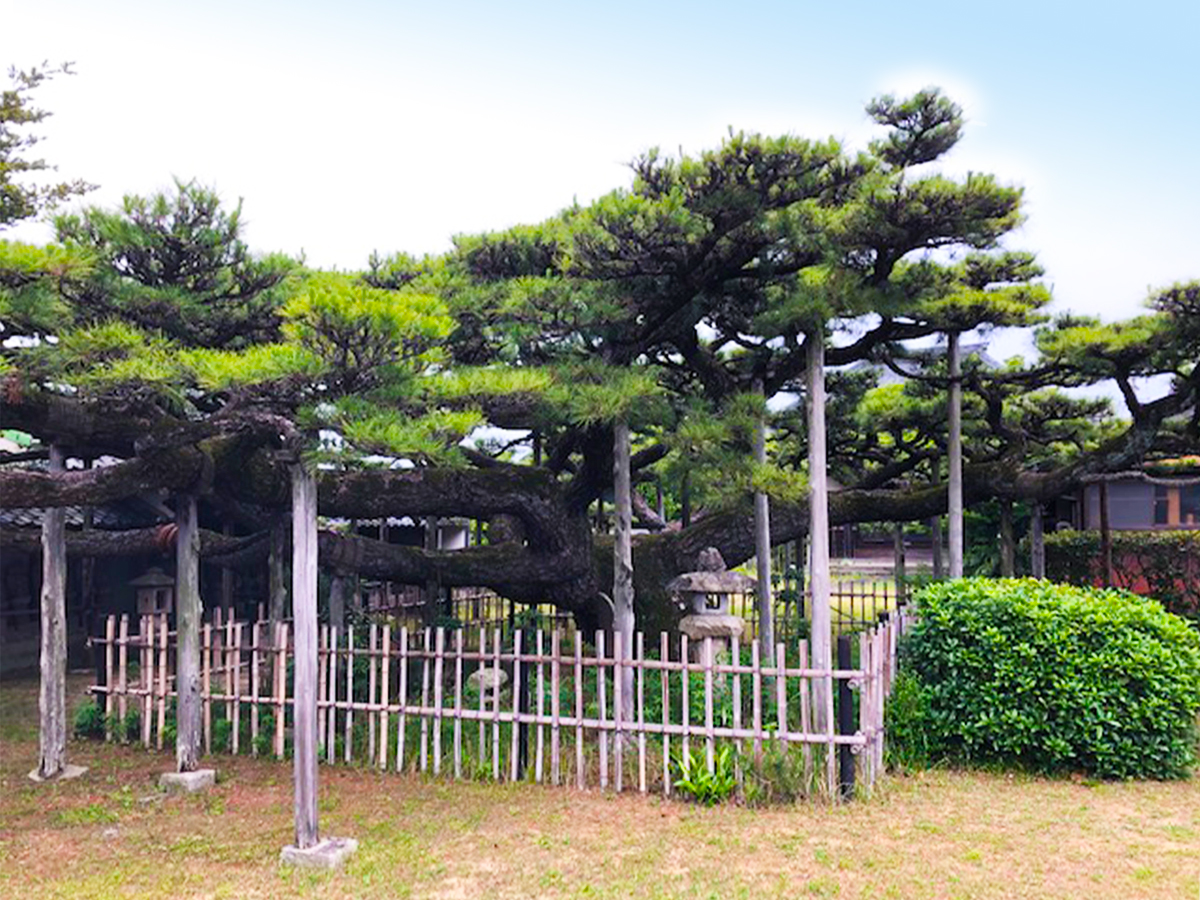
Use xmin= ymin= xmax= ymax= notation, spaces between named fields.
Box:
xmin=891 ymin=578 xmax=1200 ymax=779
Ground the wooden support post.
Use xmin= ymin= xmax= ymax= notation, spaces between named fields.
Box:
xmin=175 ymin=494 xmax=202 ymax=772
xmin=398 ymin=626 xmax=410 ymax=772
xmin=947 ymin=330 xmax=964 ymax=580
xmin=290 ymin=463 xmax=320 ymax=850
xmin=806 ymin=330 xmax=833 ymax=733
xmin=344 ymin=625 xmax=354 ymax=764
xmin=753 ymin=379 xmax=774 ymax=664
xmin=117 ymin=614 xmax=129 ymax=736
xmin=379 ymin=624 xmax=391 ymax=769
xmin=157 ymin=615 xmax=168 ymax=750
xmin=36 ymin=444 xmax=69 ymax=778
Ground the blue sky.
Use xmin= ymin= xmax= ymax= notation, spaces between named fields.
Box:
xmin=4 ymin=0 xmax=1198 ymax=333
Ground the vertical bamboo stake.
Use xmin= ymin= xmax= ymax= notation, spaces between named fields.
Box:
xmin=274 ymin=622 xmax=287 ymax=759
xmin=251 ymin=621 xmax=261 ymax=756
xmin=680 ymin=633 xmax=689 ymax=766
xmin=551 ymin=629 xmax=562 ymax=786
xmin=510 ymin=629 xmax=522 ymax=782
xmin=232 ymin=622 xmax=242 ymax=755
xmin=799 ymin=641 xmax=813 ymax=786
xmin=378 ymin=624 xmax=391 ymax=769
xmin=326 ymin=625 xmax=337 ymax=764
xmin=491 ymin=628 xmax=501 ymax=781
xmin=731 ymin=633 xmax=742 ymax=790
xmin=573 ymin=631 xmax=584 ymax=789
xmin=660 ymin=631 xmax=670 ymax=797
xmin=454 ymin=628 xmax=463 ymax=779
xmin=859 ymin=630 xmax=871 ymax=789
xmin=751 ymin=640 xmax=762 ymax=764
xmin=156 ymin=615 xmax=167 ymax=750
xmin=203 ymin=621 xmax=212 ymax=754
xmin=104 ymin=615 xmax=115 ymax=740
xmin=141 ymin=616 xmax=153 ymax=747
xmin=317 ymin=624 xmax=327 ymax=754
xmin=613 ymin=630 xmax=623 ymax=792
xmin=825 ymin=637 xmax=837 ymax=800
xmin=703 ymin=636 xmax=715 ymax=774
xmin=419 ymin=627 xmax=431 ymax=773
xmin=367 ymin=622 xmax=378 ymax=763
xmin=225 ymin=615 xmax=235 ymax=727
xmin=776 ymin=641 xmax=787 ymax=751
xmin=637 ymin=632 xmax=646 ymax=794
xmin=344 ymin=625 xmax=354 ymax=765
xmin=434 ymin=627 xmax=446 ymax=775
xmin=535 ymin=629 xmax=545 ymax=784
xmin=597 ymin=630 xmax=608 ymax=790
xmin=395 ymin=626 xmax=408 ymax=772
xmin=477 ymin=627 xmax=486 ymax=772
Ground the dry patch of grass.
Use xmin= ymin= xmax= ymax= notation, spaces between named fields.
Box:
xmin=1 ymin=674 xmax=1197 ymax=899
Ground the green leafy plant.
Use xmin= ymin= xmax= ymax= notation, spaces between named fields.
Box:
xmin=72 ymin=699 xmax=105 ymax=740
xmin=673 ymin=746 xmax=737 ymax=805
xmin=892 ymin=578 xmax=1200 ymax=779
xmin=742 ymin=739 xmax=811 ymax=806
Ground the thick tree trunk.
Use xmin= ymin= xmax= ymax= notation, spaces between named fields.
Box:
xmin=1030 ymin=502 xmax=1046 ymax=579
xmin=268 ymin=522 xmax=288 ymax=629
xmin=752 ymin=386 xmax=774 ymax=664
xmin=175 ymin=494 xmax=202 ymax=773
xmin=37 ymin=444 xmax=68 ymax=780
xmin=807 ymin=332 xmax=832 ymax=732
xmin=291 ymin=463 xmax=320 ymax=850
xmin=999 ymin=500 xmax=1015 ymax=577
xmin=947 ymin=331 xmax=964 ymax=579
xmin=328 ymin=572 xmax=347 ymax=632
xmin=612 ymin=419 xmax=635 ymax=726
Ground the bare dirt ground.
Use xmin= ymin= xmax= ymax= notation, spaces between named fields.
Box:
xmin=1 ymin=673 xmax=1197 ymax=899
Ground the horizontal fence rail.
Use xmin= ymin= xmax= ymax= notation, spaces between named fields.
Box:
xmin=88 ymin=608 xmax=910 ymax=798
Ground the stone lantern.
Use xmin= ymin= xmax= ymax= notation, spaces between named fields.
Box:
xmin=130 ymin=567 xmax=175 ymax=617
xmin=668 ymin=547 xmax=754 ymax=661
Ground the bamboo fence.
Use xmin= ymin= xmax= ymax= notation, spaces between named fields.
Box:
xmin=89 ymin=607 xmax=909 ymax=797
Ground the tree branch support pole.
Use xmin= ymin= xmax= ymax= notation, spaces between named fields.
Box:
xmin=892 ymin=524 xmax=906 ymax=603
xmin=612 ymin=419 xmax=635 ymax=728
xmin=753 ymin=378 xmax=774 ymax=664
xmin=280 ymin=462 xmax=357 ymax=868
xmin=291 ymin=463 xmax=320 ymax=850
xmin=807 ymin=331 xmax=832 ymax=733
xmin=930 ymin=457 xmax=944 ymax=580
xmin=175 ymin=494 xmax=202 ymax=772
xmin=947 ymin=331 xmax=964 ymax=579
xmin=34 ymin=444 xmax=73 ymax=781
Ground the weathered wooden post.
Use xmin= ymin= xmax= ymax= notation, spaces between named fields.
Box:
xmin=160 ymin=493 xmax=215 ymax=792
xmin=31 ymin=445 xmax=86 ymax=782
xmin=752 ymin=378 xmax=774 ymax=665
xmin=807 ymin=329 xmax=833 ymax=733
xmin=281 ymin=462 xmax=357 ymax=868
xmin=999 ymin=499 xmax=1015 ymax=577
xmin=947 ymin=331 xmax=964 ymax=579
xmin=612 ymin=419 xmax=635 ymax=728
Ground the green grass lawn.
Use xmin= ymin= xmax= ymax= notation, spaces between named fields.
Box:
xmin=1 ymin=673 xmax=1197 ymax=899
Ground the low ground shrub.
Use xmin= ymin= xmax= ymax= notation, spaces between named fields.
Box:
xmin=889 ymin=578 xmax=1200 ymax=779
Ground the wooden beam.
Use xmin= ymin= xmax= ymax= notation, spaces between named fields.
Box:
xmin=291 ymin=463 xmax=320 ymax=850
xmin=36 ymin=445 xmax=68 ymax=779
xmin=175 ymin=494 xmax=202 ymax=772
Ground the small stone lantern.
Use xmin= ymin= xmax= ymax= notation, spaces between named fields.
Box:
xmin=130 ymin=567 xmax=175 ymax=617
xmin=668 ymin=548 xmax=754 ymax=660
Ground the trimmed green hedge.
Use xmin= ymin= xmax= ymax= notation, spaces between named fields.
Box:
xmin=890 ymin=578 xmax=1200 ymax=779
xmin=1044 ymin=529 xmax=1200 ymax=620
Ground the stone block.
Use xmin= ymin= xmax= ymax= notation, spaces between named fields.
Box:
xmin=159 ymin=768 xmax=216 ymax=793
xmin=27 ymin=763 xmax=88 ymax=783
xmin=280 ymin=837 xmax=359 ymax=870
